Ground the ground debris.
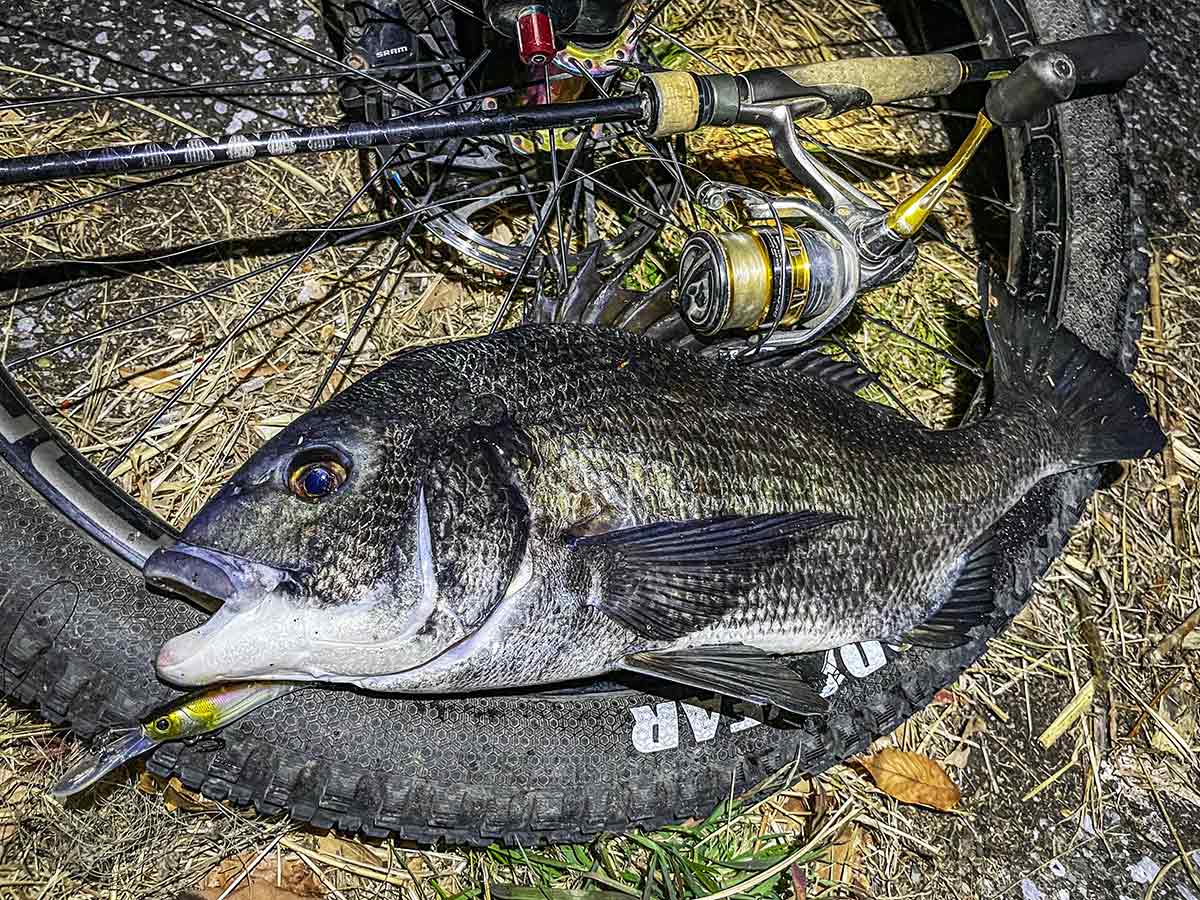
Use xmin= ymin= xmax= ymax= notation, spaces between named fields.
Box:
xmin=857 ymin=747 xmax=961 ymax=811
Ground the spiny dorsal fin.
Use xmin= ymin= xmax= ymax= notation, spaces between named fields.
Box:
xmin=905 ymin=532 xmax=999 ymax=649
xmin=621 ymin=644 xmax=828 ymax=716
xmin=570 ymin=511 xmax=847 ymax=641
xmin=741 ymin=347 xmax=878 ymax=394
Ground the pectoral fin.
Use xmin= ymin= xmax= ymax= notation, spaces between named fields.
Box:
xmin=570 ymin=511 xmax=846 ymax=641
xmin=620 ymin=644 xmax=828 ymax=716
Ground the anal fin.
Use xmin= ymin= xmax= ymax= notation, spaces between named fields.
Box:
xmin=906 ymin=532 xmax=999 ymax=649
xmin=620 ymin=644 xmax=829 ymax=716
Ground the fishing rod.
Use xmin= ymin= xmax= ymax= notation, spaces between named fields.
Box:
xmin=0 ymin=31 xmax=1144 ymax=188
xmin=0 ymin=96 xmax=646 ymax=187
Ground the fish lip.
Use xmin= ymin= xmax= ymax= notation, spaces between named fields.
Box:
xmin=156 ymin=597 xmax=268 ymax=686
xmin=145 ymin=546 xmax=237 ymax=607
xmin=144 ymin=542 xmax=305 ymax=609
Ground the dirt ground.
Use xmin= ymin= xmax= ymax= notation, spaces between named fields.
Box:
xmin=0 ymin=0 xmax=1197 ymax=898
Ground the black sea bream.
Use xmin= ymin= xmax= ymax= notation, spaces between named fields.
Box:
xmin=146 ymin=297 xmax=1164 ymax=714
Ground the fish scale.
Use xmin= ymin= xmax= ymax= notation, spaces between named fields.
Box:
xmin=145 ymin=308 xmax=1164 ymax=714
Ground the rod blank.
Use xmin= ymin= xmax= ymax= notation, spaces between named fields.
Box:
xmin=0 ymin=97 xmax=646 ymax=187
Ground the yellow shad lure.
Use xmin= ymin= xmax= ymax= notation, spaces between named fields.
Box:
xmin=51 ymin=681 xmax=300 ymax=800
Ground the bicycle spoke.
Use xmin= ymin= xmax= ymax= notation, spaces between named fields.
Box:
xmin=0 ymin=67 xmax=458 ymax=113
xmin=826 ymin=335 xmax=923 ymax=424
xmin=313 ymin=130 xmax=475 ymax=405
xmin=642 ymin=23 xmax=728 ymax=75
xmin=56 ymin=270 xmax=357 ymax=413
xmin=101 ymin=152 xmax=399 ymax=474
xmin=1 ymin=22 xmax=312 ymax=129
xmin=309 ymin=241 xmax=408 ymax=406
xmin=4 ymin=172 xmax=551 ymax=373
xmin=800 ymin=128 xmax=1011 ymax=212
xmin=490 ymin=131 xmax=594 ymax=333
xmin=9 ymin=248 xmax=326 ymax=371
xmin=861 ymin=315 xmax=983 ymax=375
xmin=568 ymin=62 xmax=694 ymax=232
xmin=569 ymin=170 xmax=671 ymax=227
xmin=628 ymin=0 xmax=676 ymax=45
xmin=428 ymin=0 xmax=490 ymax=26
xmin=880 ymin=102 xmax=980 ymax=121
xmin=543 ymin=68 xmax=568 ymax=290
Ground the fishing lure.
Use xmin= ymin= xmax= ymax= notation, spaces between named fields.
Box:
xmin=51 ymin=681 xmax=300 ymax=799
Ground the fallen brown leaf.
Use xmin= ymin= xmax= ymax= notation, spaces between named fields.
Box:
xmin=163 ymin=776 xmax=217 ymax=813
xmin=136 ymin=769 xmax=164 ymax=795
xmin=860 ymin=747 xmax=961 ymax=811
xmin=779 ymin=793 xmax=811 ymax=816
xmin=316 ymin=832 xmax=388 ymax=866
xmin=198 ymin=849 xmax=324 ymax=900
xmin=136 ymin=769 xmax=218 ymax=812
xmin=235 ymin=361 xmax=290 ymax=379
xmin=0 ymin=767 xmax=32 ymax=844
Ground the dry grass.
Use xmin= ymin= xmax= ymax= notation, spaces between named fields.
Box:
xmin=0 ymin=0 xmax=1197 ymax=897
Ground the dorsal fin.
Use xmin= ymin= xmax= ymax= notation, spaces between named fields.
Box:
xmin=740 ymin=346 xmax=878 ymax=394
xmin=528 ymin=247 xmax=702 ymax=349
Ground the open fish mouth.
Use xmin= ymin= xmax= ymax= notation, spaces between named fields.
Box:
xmin=146 ymin=542 xmax=310 ymax=686
xmin=145 ymin=542 xmax=303 ymax=610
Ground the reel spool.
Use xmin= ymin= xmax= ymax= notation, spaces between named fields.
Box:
xmin=677 ymin=223 xmax=850 ymax=337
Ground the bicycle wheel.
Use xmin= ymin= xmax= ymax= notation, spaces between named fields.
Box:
xmin=0 ymin=0 xmax=1144 ymax=843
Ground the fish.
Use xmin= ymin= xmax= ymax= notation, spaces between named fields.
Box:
xmin=145 ymin=291 xmax=1164 ymax=715
xmin=50 ymin=681 xmax=299 ymax=799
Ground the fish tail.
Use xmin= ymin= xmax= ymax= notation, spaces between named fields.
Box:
xmin=987 ymin=290 xmax=1165 ymax=470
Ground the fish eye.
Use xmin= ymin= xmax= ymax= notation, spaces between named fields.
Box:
xmin=288 ymin=456 xmax=348 ymax=502
xmin=150 ymin=715 xmax=173 ymax=736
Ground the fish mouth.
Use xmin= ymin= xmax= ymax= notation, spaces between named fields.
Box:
xmin=145 ymin=542 xmax=302 ymax=610
xmin=147 ymin=542 xmax=309 ymax=687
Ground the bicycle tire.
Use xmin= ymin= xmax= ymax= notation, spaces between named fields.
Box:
xmin=0 ymin=0 xmax=1145 ymax=844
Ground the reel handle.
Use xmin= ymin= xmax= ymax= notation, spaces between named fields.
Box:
xmin=984 ymin=49 xmax=1076 ymax=125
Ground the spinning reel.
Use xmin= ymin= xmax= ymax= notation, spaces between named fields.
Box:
xmin=641 ymin=38 xmax=1144 ymax=346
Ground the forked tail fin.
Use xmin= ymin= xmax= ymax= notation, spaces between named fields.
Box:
xmin=986 ymin=287 xmax=1165 ymax=470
